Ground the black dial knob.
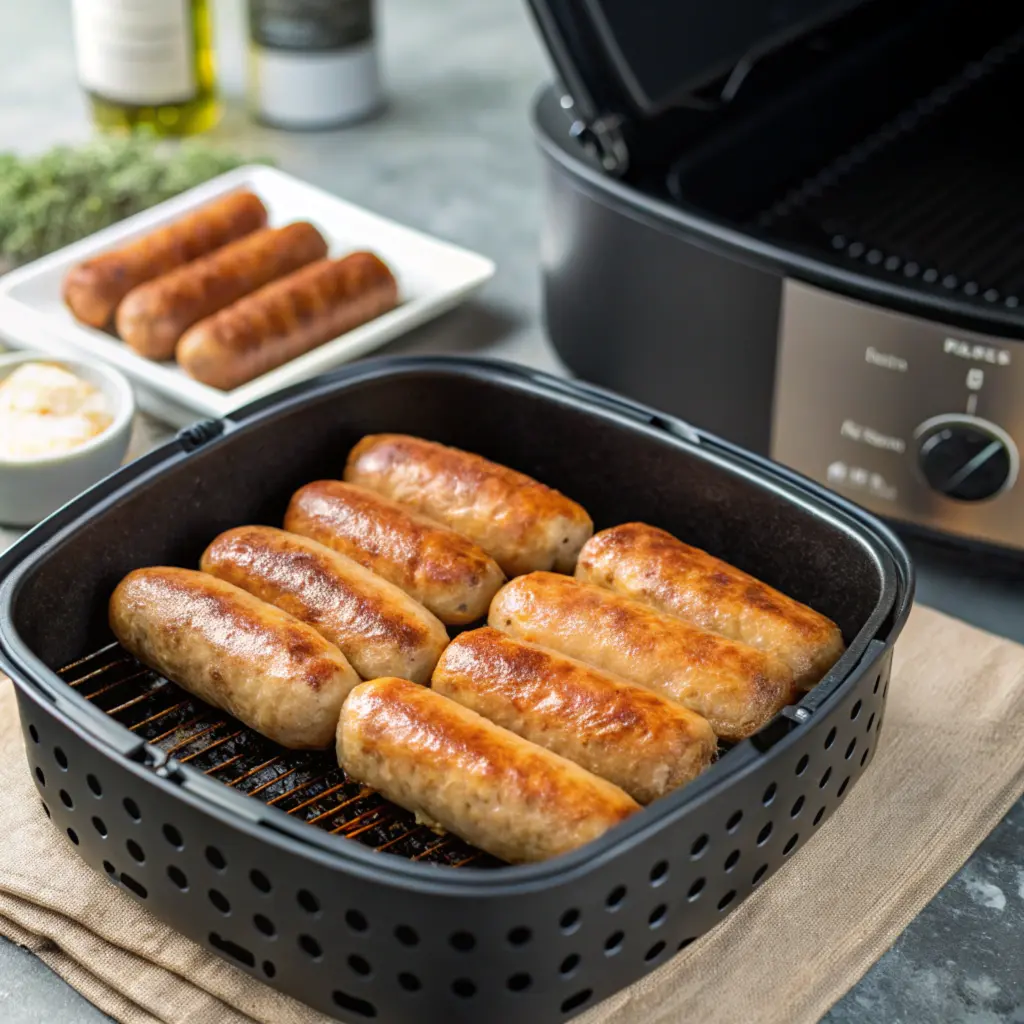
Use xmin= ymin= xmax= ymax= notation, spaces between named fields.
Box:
xmin=916 ymin=418 xmax=1015 ymax=501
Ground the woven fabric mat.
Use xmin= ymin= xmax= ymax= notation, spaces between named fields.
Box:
xmin=1 ymin=602 xmax=1023 ymax=1024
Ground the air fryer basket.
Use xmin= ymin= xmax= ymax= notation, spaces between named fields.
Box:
xmin=0 ymin=357 xmax=912 ymax=1023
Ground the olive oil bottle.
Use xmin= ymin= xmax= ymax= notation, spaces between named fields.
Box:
xmin=70 ymin=0 xmax=220 ymax=136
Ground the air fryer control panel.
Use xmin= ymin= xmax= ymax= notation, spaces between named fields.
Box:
xmin=771 ymin=280 xmax=1024 ymax=549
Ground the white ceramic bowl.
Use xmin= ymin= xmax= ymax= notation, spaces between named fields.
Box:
xmin=0 ymin=351 xmax=135 ymax=528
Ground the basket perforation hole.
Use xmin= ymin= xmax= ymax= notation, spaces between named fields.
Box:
xmin=560 ymin=908 xmax=581 ymax=932
xmin=398 ymin=973 xmax=421 ymax=992
xmin=297 ymin=889 xmax=320 ymax=915
xmin=724 ymin=850 xmax=740 ymax=872
xmin=40 ymin=802 xmax=50 ymax=819
xmin=866 ymin=713 xmax=876 ymax=733
xmin=167 ymin=865 xmax=188 ymax=890
xmin=91 ymin=816 xmax=107 ymax=837
xmin=845 ymin=738 xmax=857 ymax=760
xmin=791 ymin=796 xmax=805 ymax=818
xmin=162 ymin=824 xmax=183 ymax=849
xmin=103 ymin=860 xmax=115 ymax=877
xmin=346 ymin=909 xmax=368 ymax=932
xmin=28 ymin=724 xmax=39 ymax=744
xmin=205 ymin=845 xmax=226 ymax=870
xmin=762 ymin=783 xmax=777 ymax=806
xmin=678 ymin=937 xmax=696 ymax=951
xmin=562 ymin=990 xmax=593 ymax=1014
xmin=394 ymin=925 xmax=419 ymax=946
xmin=34 ymin=767 xmax=45 ymax=787
xmin=883 ymin=679 xmax=890 ymax=698
xmin=559 ymin=954 xmax=579 ymax=976
xmin=649 ymin=860 xmax=669 ymax=885
xmin=123 ymin=797 xmax=141 ymax=821
xmin=449 ymin=931 xmax=475 ymax=952
xmin=508 ymin=926 xmax=532 ymax=946
xmin=605 ymin=885 xmax=627 ymax=910
xmin=126 ymin=839 xmax=145 ymax=863
xmin=876 ymin=715 xmax=883 ymax=732
xmin=645 ymin=940 xmax=666 ymax=962
xmin=86 ymin=774 xmax=102 ymax=797
xmin=604 ymin=931 xmax=624 ymax=955
xmin=851 ymin=700 xmax=862 ymax=720
xmin=254 ymin=914 xmax=275 ymax=938
xmin=348 ymin=954 xmax=371 ymax=977
xmin=510 ymin=971 xmax=534 ymax=990
xmin=210 ymin=932 xmax=253 ymax=967
xmin=451 ymin=979 xmax=475 ymax=998
xmin=783 ymin=833 xmax=800 ymax=855
xmin=59 ymin=789 xmax=73 ymax=809
xmin=837 ymin=776 xmax=851 ymax=798
xmin=752 ymin=864 xmax=768 ymax=885
xmin=861 ymin=748 xmax=870 ymax=767
xmin=813 ymin=807 xmax=826 ymax=826
xmin=824 ymin=727 xmax=837 ymax=749
xmin=66 ymin=828 xmax=79 ymax=845
xmin=873 ymin=675 xmax=881 ymax=694
xmin=299 ymin=934 xmax=322 ymax=959
xmin=262 ymin=961 xmax=276 ymax=979
xmin=332 ymin=990 xmax=377 ymax=1018
xmin=250 ymin=869 xmax=271 ymax=894
xmin=726 ymin=810 xmax=743 ymax=832
xmin=54 ymin=747 xmax=68 ymax=770
xmin=648 ymin=904 xmax=667 ymax=928
xmin=687 ymin=878 xmax=706 ymax=901
xmin=795 ymin=755 xmax=809 ymax=776
xmin=756 ymin=823 xmax=773 ymax=846
xmin=690 ymin=834 xmax=708 ymax=859
xmin=717 ymin=890 xmax=737 ymax=911
xmin=120 ymin=873 xmax=147 ymax=899
xmin=819 ymin=767 xmax=833 ymax=789
xmin=208 ymin=889 xmax=230 ymax=915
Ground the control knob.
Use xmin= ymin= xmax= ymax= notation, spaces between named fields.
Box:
xmin=915 ymin=416 xmax=1016 ymax=501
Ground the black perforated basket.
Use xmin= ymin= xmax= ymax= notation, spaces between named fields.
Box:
xmin=0 ymin=357 xmax=912 ymax=1024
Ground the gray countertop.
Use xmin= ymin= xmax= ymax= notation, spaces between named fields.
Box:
xmin=0 ymin=1 xmax=1021 ymax=1021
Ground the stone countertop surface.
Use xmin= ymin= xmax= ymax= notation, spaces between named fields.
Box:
xmin=0 ymin=1 xmax=1020 ymax=1021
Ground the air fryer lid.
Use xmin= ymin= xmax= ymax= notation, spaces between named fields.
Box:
xmin=525 ymin=0 xmax=868 ymax=123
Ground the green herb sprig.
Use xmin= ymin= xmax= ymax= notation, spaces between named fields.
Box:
xmin=0 ymin=134 xmax=272 ymax=269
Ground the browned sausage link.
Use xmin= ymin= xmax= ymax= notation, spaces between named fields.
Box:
xmin=343 ymin=434 xmax=594 ymax=576
xmin=488 ymin=572 xmax=796 ymax=742
xmin=284 ymin=480 xmax=506 ymax=625
xmin=200 ymin=525 xmax=448 ymax=684
xmin=176 ymin=252 xmax=398 ymax=390
xmin=62 ymin=190 xmax=268 ymax=328
xmin=108 ymin=567 xmax=359 ymax=749
xmin=576 ymin=523 xmax=845 ymax=690
xmin=115 ymin=222 xmax=328 ymax=361
xmin=338 ymin=677 xmax=640 ymax=863
xmin=431 ymin=627 xmax=717 ymax=803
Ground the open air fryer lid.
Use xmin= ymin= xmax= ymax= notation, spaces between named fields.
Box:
xmin=525 ymin=0 xmax=869 ymax=174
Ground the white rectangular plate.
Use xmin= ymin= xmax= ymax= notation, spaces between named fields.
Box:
xmin=0 ymin=165 xmax=495 ymax=426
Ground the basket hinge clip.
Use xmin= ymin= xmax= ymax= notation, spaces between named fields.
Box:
xmin=177 ymin=418 xmax=226 ymax=452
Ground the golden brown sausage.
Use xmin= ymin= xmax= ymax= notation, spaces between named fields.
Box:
xmin=488 ymin=572 xmax=795 ymax=742
xmin=431 ymin=627 xmax=716 ymax=803
xmin=576 ymin=523 xmax=845 ymax=690
xmin=344 ymin=434 xmax=593 ymax=577
xmin=115 ymin=222 xmax=328 ymax=360
xmin=108 ymin=567 xmax=358 ymax=749
xmin=176 ymin=252 xmax=398 ymax=390
xmin=338 ymin=677 xmax=640 ymax=863
xmin=62 ymin=190 xmax=267 ymax=328
xmin=284 ymin=480 xmax=505 ymax=625
xmin=200 ymin=525 xmax=448 ymax=684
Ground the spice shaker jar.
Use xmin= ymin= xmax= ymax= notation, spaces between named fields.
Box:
xmin=247 ymin=0 xmax=384 ymax=130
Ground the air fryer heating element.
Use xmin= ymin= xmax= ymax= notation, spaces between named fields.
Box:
xmin=59 ymin=643 xmax=499 ymax=869
xmin=757 ymin=28 xmax=1024 ymax=312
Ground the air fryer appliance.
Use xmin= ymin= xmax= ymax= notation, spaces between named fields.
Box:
xmin=529 ymin=0 xmax=1024 ymax=554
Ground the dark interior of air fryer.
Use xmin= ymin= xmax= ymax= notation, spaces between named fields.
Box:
xmin=9 ymin=370 xmax=887 ymax=870
xmin=662 ymin=0 xmax=1024 ymax=314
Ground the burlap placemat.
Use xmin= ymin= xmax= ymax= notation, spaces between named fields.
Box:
xmin=1 ymin=602 xmax=1023 ymax=1024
